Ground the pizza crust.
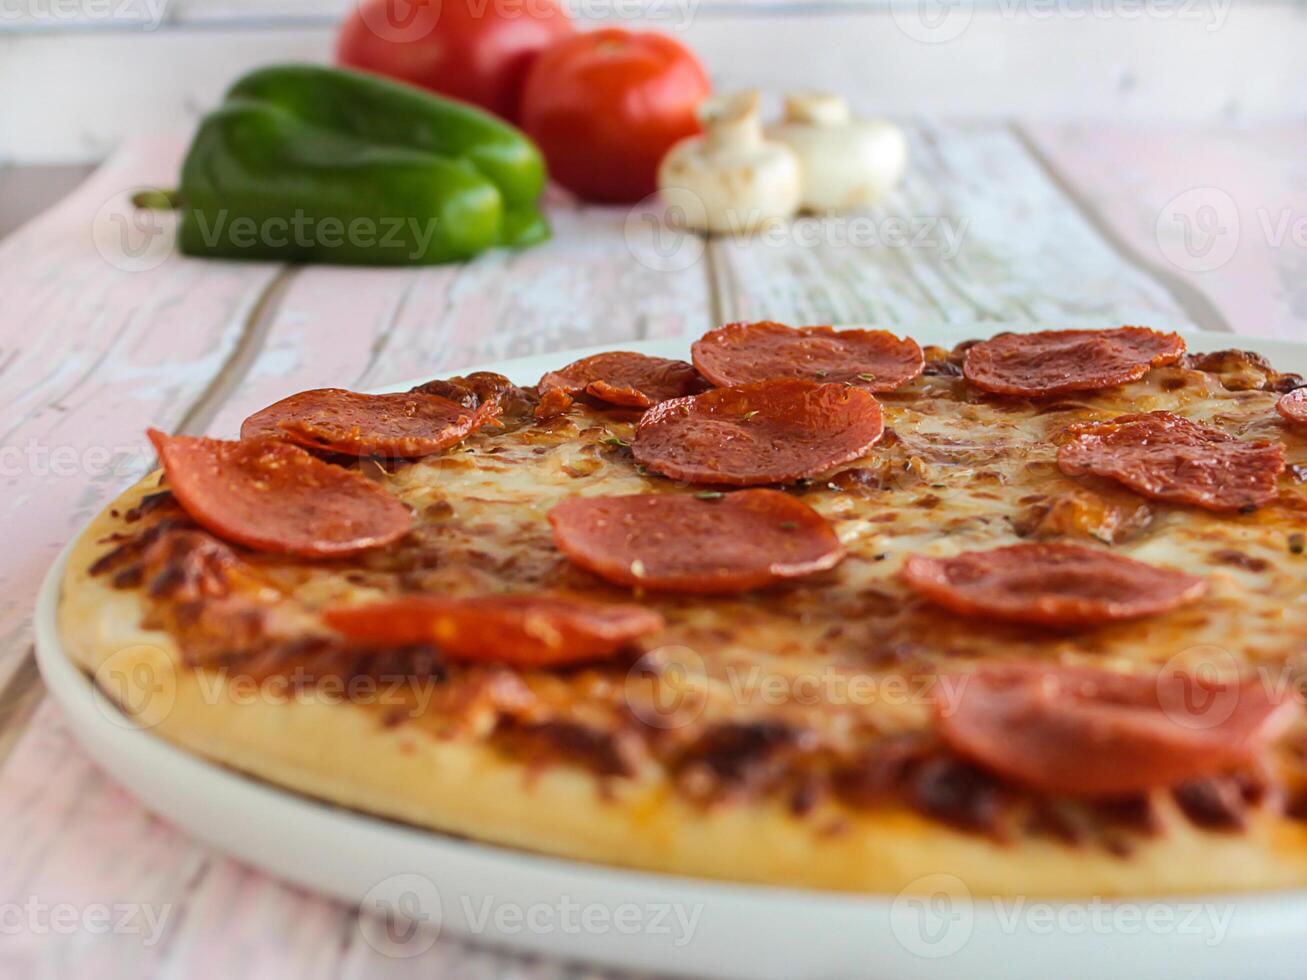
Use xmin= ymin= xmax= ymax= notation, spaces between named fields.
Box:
xmin=58 ymin=475 xmax=1307 ymax=897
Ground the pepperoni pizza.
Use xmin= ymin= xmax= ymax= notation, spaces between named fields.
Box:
xmin=58 ymin=325 xmax=1307 ymax=896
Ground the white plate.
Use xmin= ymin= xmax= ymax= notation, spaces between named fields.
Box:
xmin=35 ymin=328 xmax=1307 ymax=980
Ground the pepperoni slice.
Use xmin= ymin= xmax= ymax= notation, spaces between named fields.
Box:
xmin=962 ymin=327 xmax=1186 ymax=397
xmin=692 ymin=321 xmax=924 ymax=393
xmin=937 ymin=662 xmax=1296 ymax=797
xmin=323 ymin=593 xmax=663 ymax=667
xmin=1058 ymin=411 xmax=1285 ymax=511
xmin=240 ymin=388 xmax=497 ymax=458
xmin=412 ymin=372 xmax=538 ymax=430
xmin=548 ymin=490 xmax=845 ymax=594
xmin=147 ymin=429 xmax=411 ymax=557
xmin=1276 ymin=386 xmax=1307 ymax=426
xmin=633 ymin=379 xmax=884 ymax=486
xmin=537 ymin=352 xmax=707 ymax=416
xmin=900 ymin=542 xmax=1205 ymax=627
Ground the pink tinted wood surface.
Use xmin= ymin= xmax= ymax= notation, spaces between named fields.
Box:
xmin=0 ymin=135 xmax=284 ymax=691
xmin=1022 ymin=122 xmax=1307 ymax=340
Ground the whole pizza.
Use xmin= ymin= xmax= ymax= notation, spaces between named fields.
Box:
xmin=58 ymin=323 xmax=1307 ymax=896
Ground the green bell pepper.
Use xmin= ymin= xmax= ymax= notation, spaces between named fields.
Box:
xmin=165 ymin=64 xmax=549 ymax=265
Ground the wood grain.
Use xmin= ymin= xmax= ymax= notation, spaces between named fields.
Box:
xmin=708 ymin=122 xmax=1195 ymax=331
xmin=1022 ymin=122 xmax=1307 ymax=340
xmin=0 ymin=135 xmax=283 ymax=693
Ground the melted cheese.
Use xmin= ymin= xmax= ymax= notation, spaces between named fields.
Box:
xmin=226 ymin=358 xmax=1307 ymax=762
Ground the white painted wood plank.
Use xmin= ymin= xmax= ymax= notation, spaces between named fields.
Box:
xmin=0 ymin=134 xmax=284 ymax=689
xmin=709 ymin=122 xmax=1195 ymax=330
xmin=0 ymin=701 xmax=204 ymax=978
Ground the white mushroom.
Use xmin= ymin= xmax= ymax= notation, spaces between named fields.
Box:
xmin=657 ymin=91 xmax=801 ymax=236
xmin=766 ymin=92 xmax=907 ymax=212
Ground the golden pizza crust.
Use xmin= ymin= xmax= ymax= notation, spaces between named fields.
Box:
xmin=58 ymin=475 xmax=1307 ymax=897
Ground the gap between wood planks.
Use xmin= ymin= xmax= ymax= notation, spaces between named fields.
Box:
xmin=0 ymin=262 xmax=301 ymax=773
xmin=1009 ymin=122 xmax=1233 ymax=334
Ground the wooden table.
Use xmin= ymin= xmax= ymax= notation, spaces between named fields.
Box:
xmin=1 ymin=122 xmax=1304 ymax=976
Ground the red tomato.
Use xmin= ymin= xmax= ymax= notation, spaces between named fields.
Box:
xmin=519 ymin=29 xmax=711 ymax=203
xmin=336 ymin=0 xmax=574 ymax=122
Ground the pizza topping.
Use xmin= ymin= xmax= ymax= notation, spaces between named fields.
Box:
xmin=1010 ymin=486 xmax=1153 ymax=545
xmin=1058 ymin=410 xmax=1285 ymax=511
xmin=674 ymin=720 xmax=812 ymax=802
xmin=498 ymin=719 xmax=643 ymax=777
xmin=909 ymin=756 xmax=1016 ymax=836
xmin=147 ymin=429 xmax=411 ymax=557
xmin=1171 ymin=774 xmax=1262 ymax=831
xmin=536 ymin=351 xmax=707 ymax=416
xmin=548 ymin=490 xmax=844 ymax=593
xmin=962 ymin=327 xmax=1186 ymax=397
xmin=323 ymin=593 xmax=664 ymax=667
xmin=937 ymin=663 xmax=1296 ymax=798
xmin=409 ymin=371 xmax=515 ymax=410
xmin=1184 ymin=349 xmax=1302 ymax=393
xmin=240 ymin=388 xmax=497 ymax=458
xmin=691 ymin=321 xmax=924 ymax=392
xmin=633 ymin=379 xmax=884 ymax=486
xmin=900 ymin=542 xmax=1205 ymax=627
xmin=1276 ymin=386 xmax=1307 ymax=426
